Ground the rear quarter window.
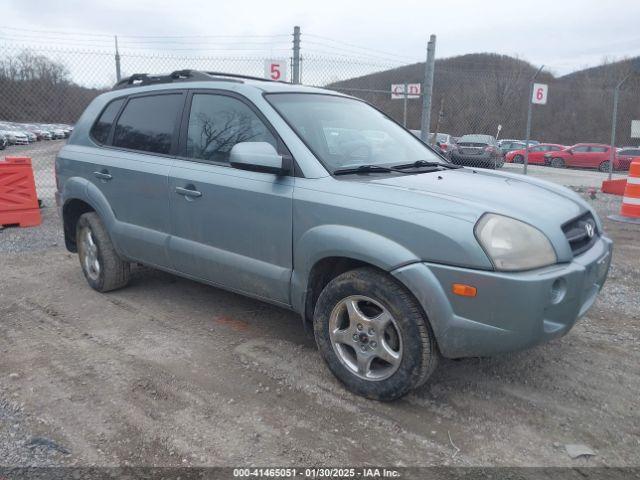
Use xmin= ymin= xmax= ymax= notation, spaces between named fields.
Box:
xmin=90 ymin=98 xmax=125 ymax=144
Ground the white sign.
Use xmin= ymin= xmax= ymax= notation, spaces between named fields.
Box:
xmin=264 ymin=59 xmax=288 ymax=82
xmin=532 ymin=83 xmax=548 ymax=105
xmin=631 ymin=120 xmax=640 ymax=138
xmin=391 ymin=83 xmax=421 ymax=99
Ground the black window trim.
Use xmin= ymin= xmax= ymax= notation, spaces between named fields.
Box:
xmin=174 ymin=88 xmax=298 ymax=177
xmin=102 ymin=89 xmax=188 ymax=158
xmin=89 ymin=96 xmax=127 ymax=147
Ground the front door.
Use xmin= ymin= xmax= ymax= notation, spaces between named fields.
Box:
xmin=168 ymin=92 xmax=294 ymax=305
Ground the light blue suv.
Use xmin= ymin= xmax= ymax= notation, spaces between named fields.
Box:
xmin=56 ymin=70 xmax=612 ymax=400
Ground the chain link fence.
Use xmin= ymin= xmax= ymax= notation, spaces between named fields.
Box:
xmin=1 ymin=38 xmax=638 ymax=205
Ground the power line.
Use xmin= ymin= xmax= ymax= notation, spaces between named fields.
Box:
xmin=305 ymin=33 xmax=418 ymax=62
xmin=0 ymin=25 xmax=289 ymax=39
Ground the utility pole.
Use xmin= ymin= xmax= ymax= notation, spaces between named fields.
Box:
xmin=114 ymin=36 xmax=121 ymax=82
xmin=524 ymin=65 xmax=544 ymax=175
xmin=292 ymin=26 xmax=301 ymax=84
xmin=420 ymin=35 xmax=436 ymax=143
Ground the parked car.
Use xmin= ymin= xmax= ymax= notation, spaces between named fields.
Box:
xmin=544 ymin=143 xmax=618 ymax=172
xmin=498 ymin=140 xmax=526 ymax=155
xmin=0 ymin=130 xmax=17 ymax=145
xmin=56 ymin=70 xmax=612 ymax=401
xmin=409 ymin=130 xmax=455 ymax=158
xmin=616 ymin=147 xmax=640 ymax=170
xmin=0 ymin=133 xmax=7 ymax=150
xmin=451 ymin=134 xmax=503 ymax=168
xmin=505 ymin=143 xmax=566 ymax=165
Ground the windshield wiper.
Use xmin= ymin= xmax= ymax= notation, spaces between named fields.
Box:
xmin=333 ymin=164 xmax=410 ymax=176
xmin=394 ymin=160 xmax=462 ymax=170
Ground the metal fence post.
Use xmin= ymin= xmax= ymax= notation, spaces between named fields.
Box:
xmin=524 ymin=65 xmax=544 ymax=175
xmin=403 ymin=82 xmax=408 ymax=127
xmin=292 ymin=26 xmax=301 ymax=84
xmin=420 ymin=35 xmax=436 ymax=143
xmin=114 ymin=36 xmax=121 ymax=82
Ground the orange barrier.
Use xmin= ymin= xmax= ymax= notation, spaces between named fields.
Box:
xmin=0 ymin=157 xmax=42 ymax=228
xmin=609 ymin=160 xmax=640 ymax=224
xmin=601 ymin=178 xmax=627 ymax=196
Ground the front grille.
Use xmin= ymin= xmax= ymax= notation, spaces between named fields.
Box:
xmin=562 ymin=212 xmax=598 ymax=256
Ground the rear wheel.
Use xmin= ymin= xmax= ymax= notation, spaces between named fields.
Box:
xmin=551 ymin=157 xmax=565 ymax=168
xmin=76 ymin=212 xmax=130 ymax=292
xmin=513 ymin=155 xmax=523 ymax=164
xmin=314 ymin=267 xmax=438 ymax=401
xmin=599 ymin=161 xmax=611 ymax=173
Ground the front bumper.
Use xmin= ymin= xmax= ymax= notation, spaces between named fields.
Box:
xmin=392 ymin=235 xmax=613 ymax=358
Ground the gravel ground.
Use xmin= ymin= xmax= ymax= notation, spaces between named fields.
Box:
xmin=1 ymin=143 xmax=639 ymax=468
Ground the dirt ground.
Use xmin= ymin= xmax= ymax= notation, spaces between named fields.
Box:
xmin=0 ymin=157 xmax=639 ymax=467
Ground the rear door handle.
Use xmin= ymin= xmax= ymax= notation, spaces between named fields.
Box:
xmin=93 ymin=170 xmax=112 ymax=181
xmin=175 ymin=186 xmax=202 ymax=198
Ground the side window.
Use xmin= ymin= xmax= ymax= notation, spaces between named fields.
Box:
xmin=91 ymin=98 xmax=124 ymax=144
xmin=530 ymin=146 xmax=544 ymax=152
xmin=590 ymin=146 xmax=607 ymax=153
xmin=113 ymin=94 xmax=183 ymax=155
xmin=550 ymin=146 xmax=561 ymax=151
xmin=573 ymin=146 xmax=589 ymax=152
xmin=186 ymin=94 xmax=277 ymax=163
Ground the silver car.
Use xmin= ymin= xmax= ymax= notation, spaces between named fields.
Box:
xmin=56 ymin=70 xmax=612 ymax=401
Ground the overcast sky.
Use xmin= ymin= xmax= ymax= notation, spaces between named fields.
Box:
xmin=3 ymin=0 xmax=640 ymax=77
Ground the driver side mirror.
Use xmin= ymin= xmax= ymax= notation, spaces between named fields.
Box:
xmin=229 ymin=142 xmax=289 ymax=175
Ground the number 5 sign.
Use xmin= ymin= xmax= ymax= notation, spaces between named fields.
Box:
xmin=264 ymin=59 xmax=288 ymax=82
xmin=532 ymin=83 xmax=548 ymax=105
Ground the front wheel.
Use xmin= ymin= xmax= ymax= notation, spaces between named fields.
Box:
xmin=313 ymin=267 xmax=438 ymax=401
xmin=551 ymin=157 xmax=565 ymax=168
xmin=513 ymin=155 xmax=523 ymax=164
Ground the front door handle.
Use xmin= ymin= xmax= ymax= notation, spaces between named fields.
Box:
xmin=93 ymin=170 xmax=112 ymax=181
xmin=175 ymin=186 xmax=202 ymax=198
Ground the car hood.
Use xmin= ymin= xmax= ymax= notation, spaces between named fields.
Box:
xmin=344 ymin=167 xmax=595 ymax=262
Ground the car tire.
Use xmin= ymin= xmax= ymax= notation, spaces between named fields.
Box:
xmin=313 ymin=267 xmax=438 ymax=401
xmin=513 ymin=155 xmax=523 ymax=164
xmin=551 ymin=157 xmax=565 ymax=168
xmin=599 ymin=161 xmax=611 ymax=173
xmin=76 ymin=212 xmax=130 ymax=292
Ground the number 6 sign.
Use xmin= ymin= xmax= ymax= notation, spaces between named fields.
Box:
xmin=264 ymin=60 xmax=288 ymax=82
xmin=532 ymin=83 xmax=548 ymax=105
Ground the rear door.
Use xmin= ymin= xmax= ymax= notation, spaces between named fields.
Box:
xmin=587 ymin=146 xmax=608 ymax=168
xmin=88 ymin=91 xmax=185 ymax=267
xmin=167 ymin=91 xmax=294 ymax=305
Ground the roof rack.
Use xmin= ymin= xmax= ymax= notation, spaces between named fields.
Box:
xmin=112 ymin=69 xmax=281 ymax=90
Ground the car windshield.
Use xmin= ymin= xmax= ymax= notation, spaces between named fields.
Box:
xmin=266 ymin=93 xmax=445 ymax=173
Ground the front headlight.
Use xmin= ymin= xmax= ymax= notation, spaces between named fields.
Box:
xmin=475 ymin=213 xmax=557 ymax=271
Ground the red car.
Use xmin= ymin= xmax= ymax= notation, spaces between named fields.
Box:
xmin=543 ymin=143 xmax=621 ymax=172
xmin=505 ymin=143 xmax=566 ymax=165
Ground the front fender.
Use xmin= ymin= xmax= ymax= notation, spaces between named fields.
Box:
xmin=290 ymin=224 xmax=420 ymax=313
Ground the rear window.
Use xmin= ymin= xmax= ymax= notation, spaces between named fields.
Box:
xmin=459 ymin=135 xmax=495 ymax=145
xmin=113 ymin=94 xmax=183 ymax=155
xmin=91 ymin=98 xmax=124 ymax=144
